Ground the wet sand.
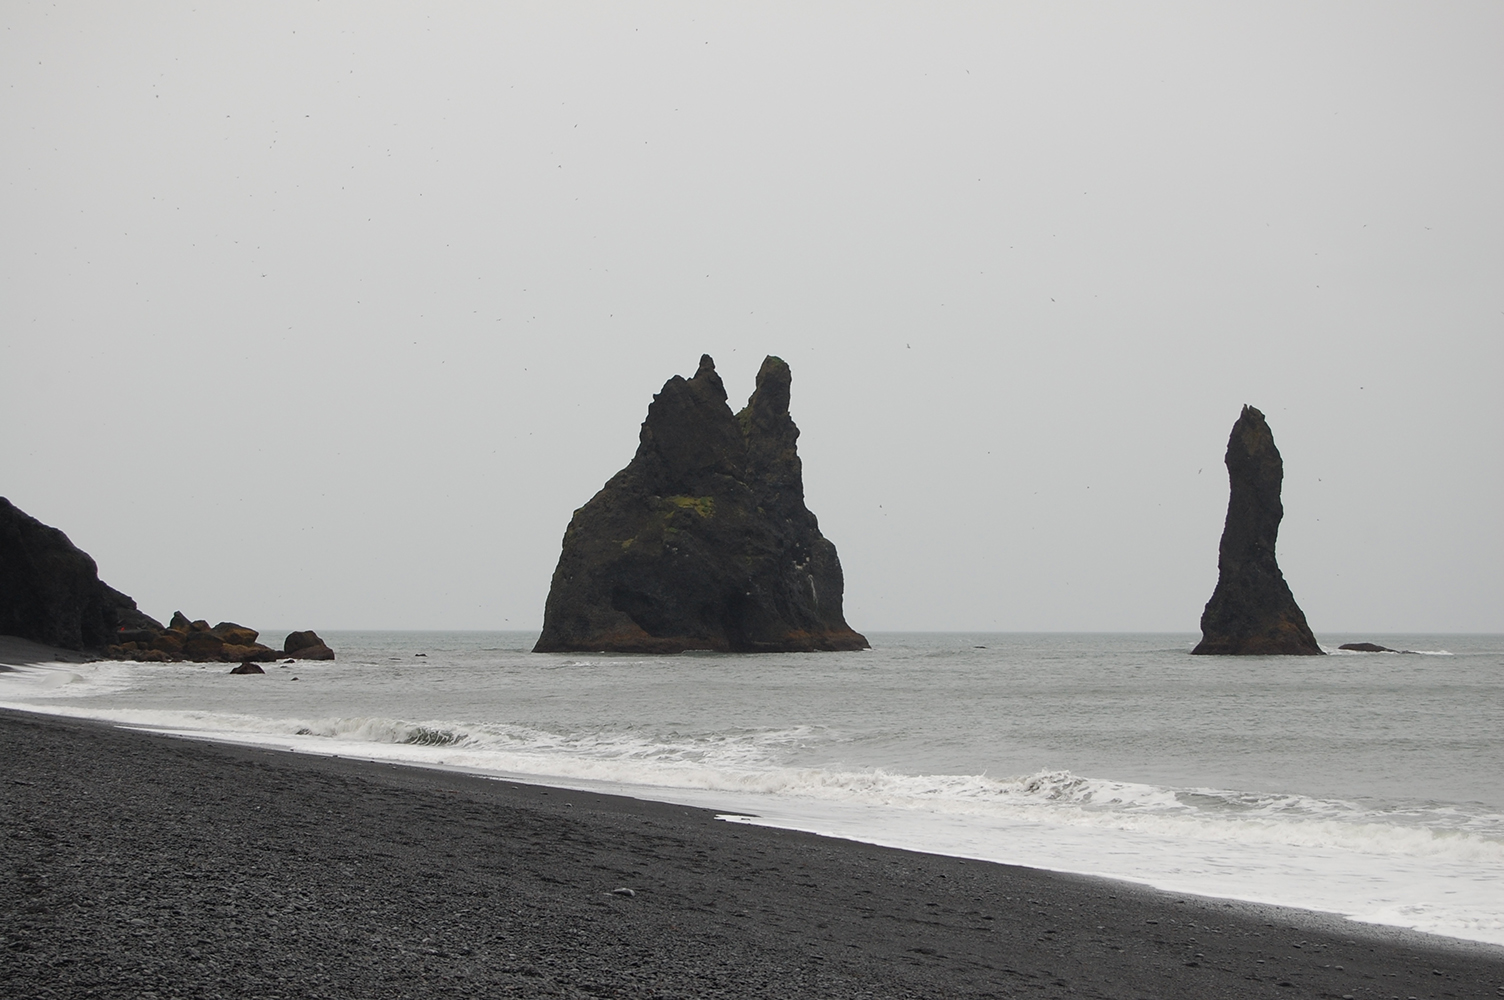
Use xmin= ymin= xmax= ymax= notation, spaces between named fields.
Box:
xmin=3 ymin=707 xmax=1501 ymax=999
xmin=0 ymin=634 xmax=95 ymax=669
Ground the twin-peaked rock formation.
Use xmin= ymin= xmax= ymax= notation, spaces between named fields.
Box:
xmin=535 ymin=355 xmax=868 ymax=653
xmin=1192 ymin=406 xmax=1322 ymax=655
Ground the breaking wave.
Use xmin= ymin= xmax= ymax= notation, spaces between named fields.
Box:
xmin=54 ymin=705 xmax=1498 ymax=870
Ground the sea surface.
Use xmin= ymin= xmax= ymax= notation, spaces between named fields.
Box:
xmin=4 ymin=631 xmax=1501 ymax=946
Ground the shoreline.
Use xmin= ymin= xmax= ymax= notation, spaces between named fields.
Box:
xmin=0 ymin=634 xmax=97 ymax=668
xmin=3 ymin=707 xmax=1500 ymax=999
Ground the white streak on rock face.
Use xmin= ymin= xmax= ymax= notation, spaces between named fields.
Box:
xmin=808 ymin=575 xmax=818 ymax=606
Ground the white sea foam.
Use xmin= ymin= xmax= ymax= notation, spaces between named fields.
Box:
xmin=123 ymin=708 xmax=1498 ymax=945
xmin=0 ymin=659 xmax=140 ymax=698
xmin=52 ymin=703 xmax=1502 ymax=863
xmin=1325 ymin=645 xmax=1453 ymax=656
xmin=4 ymin=634 xmax=1502 ymax=946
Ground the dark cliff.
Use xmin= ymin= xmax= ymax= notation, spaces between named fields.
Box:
xmin=1192 ymin=406 xmax=1322 ymax=655
xmin=534 ymin=355 xmax=868 ymax=654
xmin=2 ymin=496 xmax=333 ymax=662
xmin=0 ymin=497 xmax=155 ymax=651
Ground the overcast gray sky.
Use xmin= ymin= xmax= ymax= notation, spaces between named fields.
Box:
xmin=3 ymin=3 xmax=1500 ymax=633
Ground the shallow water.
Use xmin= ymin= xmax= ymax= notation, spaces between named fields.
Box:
xmin=4 ymin=631 xmax=1501 ymax=944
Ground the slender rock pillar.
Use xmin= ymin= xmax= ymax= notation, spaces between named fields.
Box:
xmin=1192 ymin=406 xmax=1323 ymax=655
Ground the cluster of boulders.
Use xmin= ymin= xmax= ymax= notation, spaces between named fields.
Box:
xmin=107 ymin=612 xmax=335 ymax=663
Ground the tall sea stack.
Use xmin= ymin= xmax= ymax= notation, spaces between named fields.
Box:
xmin=534 ymin=355 xmax=868 ymax=654
xmin=1192 ymin=406 xmax=1322 ymax=655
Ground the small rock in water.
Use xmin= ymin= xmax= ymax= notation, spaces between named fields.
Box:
xmin=284 ymin=630 xmax=336 ymax=660
xmin=1338 ymin=642 xmax=1396 ymax=653
xmin=229 ymin=661 xmax=264 ymax=675
xmin=610 ymin=887 xmax=636 ymax=897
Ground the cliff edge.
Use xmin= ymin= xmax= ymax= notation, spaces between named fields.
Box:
xmin=0 ymin=497 xmax=156 ymax=651
xmin=1192 ymin=406 xmax=1322 ymax=655
xmin=534 ymin=355 xmax=868 ymax=653
xmin=2 ymin=496 xmax=333 ymax=662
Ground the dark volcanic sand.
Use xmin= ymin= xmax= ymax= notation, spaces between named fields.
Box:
xmin=3 ymin=709 xmax=1500 ymax=999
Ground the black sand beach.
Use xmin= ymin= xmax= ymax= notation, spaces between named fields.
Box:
xmin=3 ymin=708 xmax=1501 ymax=999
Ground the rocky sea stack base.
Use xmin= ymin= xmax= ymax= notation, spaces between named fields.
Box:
xmin=1192 ymin=406 xmax=1322 ymax=656
xmin=535 ymin=355 xmax=868 ymax=653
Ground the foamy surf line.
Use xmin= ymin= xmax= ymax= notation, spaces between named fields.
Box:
xmin=6 ymin=695 xmax=1498 ymax=950
xmin=1325 ymin=645 xmax=1454 ymax=655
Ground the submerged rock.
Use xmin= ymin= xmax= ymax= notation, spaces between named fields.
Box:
xmin=1338 ymin=642 xmax=1397 ymax=653
xmin=229 ymin=661 xmax=265 ymax=675
xmin=535 ymin=354 xmax=868 ymax=654
xmin=1192 ymin=406 xmax=1323 ymax=656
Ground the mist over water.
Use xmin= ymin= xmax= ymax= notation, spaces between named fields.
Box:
xmin=4 ymin=631 xmax=1501 ymax=944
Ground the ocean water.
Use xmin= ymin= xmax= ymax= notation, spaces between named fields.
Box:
xmin=3 ymin=631 xmax=1501 ymax=946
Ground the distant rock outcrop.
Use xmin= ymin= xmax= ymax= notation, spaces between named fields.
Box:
xmin=107 ymin=615 xmax=296 ymax=663
xmin=0 ymin=497 xmax=153 ymax=651
xmin=535 ymin=354 xmax=868 ymax=653
xmin=0 ymin=496 xmax=333 ymax=663
xmin=1192 ymin=406 xmax=1323 ymax=655
xmin=284 ymin=630 xmax=335 ymax=660
xmin=106 ymin=617 xmax=337 ymax=664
